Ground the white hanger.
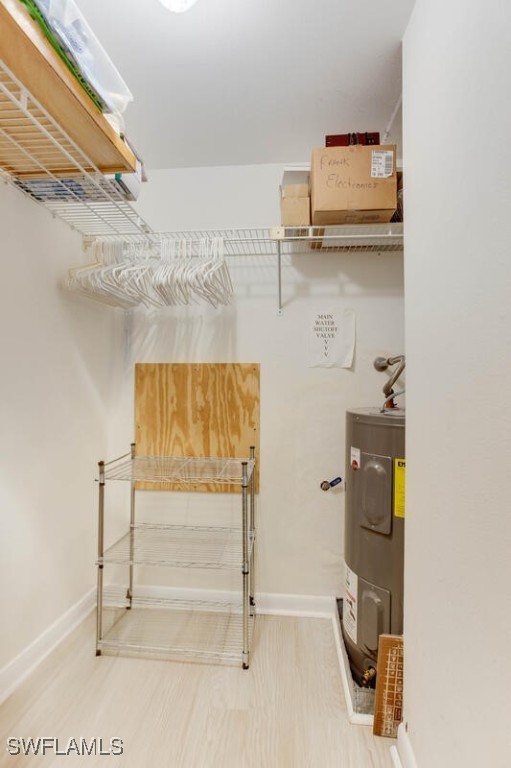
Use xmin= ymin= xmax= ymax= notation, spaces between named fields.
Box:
xmin=66 ymin=236 xmax=234 ymax=309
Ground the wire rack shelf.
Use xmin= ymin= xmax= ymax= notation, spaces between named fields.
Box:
xmin=102 ymin=586 xmax=244 ymax=612
xmin=81 ymin=225 xmax=403 ymax=312
xmin=272 ymin=223 xmax=403 ymax=253
xmin=99 ymin=598 xmax=255 ymax=665
xmin=86 ymin=223 xmax=403 ymax=256
xmin=102 ymin=455 xmax=256 ymax=485
xmin=0 ymin=60 xmax=151 ymax=236
xmin=100 ymin=523 xmax=255 ymax=570
xmin=1 ymin=30 xmax=402 ymax=263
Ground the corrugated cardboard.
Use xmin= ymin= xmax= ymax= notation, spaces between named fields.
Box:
xmin=280 ymin=169 xmax=311 ymax=225
xmin=281 ymin=169 xmax=309 ymax=198
xmin=280 ymin=196 xmax=310 ymax=226
xmin=282 ymin=185 xmax=309 ymax=199
xmin=310 ymin=145 xmax=397 ymax=225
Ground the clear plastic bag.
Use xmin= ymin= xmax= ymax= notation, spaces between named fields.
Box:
xmin=33 ymin=0 xmax=133 ymax=115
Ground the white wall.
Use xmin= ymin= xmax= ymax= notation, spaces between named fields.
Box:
xmin=403 ymin=2 xmax=511 ymax=765
xmin=0 ymin=183 xmax=121 ymax=668
xmin=103 ymin=164 xmax=405 ymax=596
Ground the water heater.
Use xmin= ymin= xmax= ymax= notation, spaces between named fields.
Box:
xmin=342 ymin=406 xmax=405 ymax=685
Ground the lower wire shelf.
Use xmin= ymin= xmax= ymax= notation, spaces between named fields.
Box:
xmin=98 ymin=589 xmax=256 ymax=665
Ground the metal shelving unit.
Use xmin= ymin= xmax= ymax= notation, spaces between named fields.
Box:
xmin=96 ymin=446 xmax=256 ymax=669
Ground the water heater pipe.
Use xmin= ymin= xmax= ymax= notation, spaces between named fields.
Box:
xmin=374 ymin=355 xmax=406 ymax=397
xmin=382 ymin=95 xmax=402 ymax=144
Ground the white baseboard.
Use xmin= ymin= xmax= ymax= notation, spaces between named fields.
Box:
xmin=0 ymin=588 xmax=95 ymax=706
xmin=129 ymin=585 xmax=336 ymax=618
xmin=258 ymin=591 xmax=336 ymax=618
xmin=396 ymin=724 xmax=418 ymax=768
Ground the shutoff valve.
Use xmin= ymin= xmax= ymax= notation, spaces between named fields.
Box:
xmin=320 ymin=477 xmax=343 ymax=491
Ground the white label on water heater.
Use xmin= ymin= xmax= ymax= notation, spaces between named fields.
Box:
xmin=350 ymin=446 xmax=361 ymax=471
xmin=343 ymin=563 xmax=358 ymax=644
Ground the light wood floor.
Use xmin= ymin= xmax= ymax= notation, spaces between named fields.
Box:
xmin=0 ymin=614 xmax=395 ymax=767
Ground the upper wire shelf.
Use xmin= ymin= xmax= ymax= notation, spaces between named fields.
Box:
xmin=272 ymin=223 xmax=403 ymax=253
xmin=77 ymin=224 xmax=403 ymax=312
xmin=0 ymin=39 xmax=403 ymax=249
xmin=86 ymin=223 xmax=404 ymax=256
xmin=0 ymin=60 xmax=151 ymax=236
xmin=102 ymin=455 xmax=256 ymax=485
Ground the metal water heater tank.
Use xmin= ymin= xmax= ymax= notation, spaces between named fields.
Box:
xmin=342 ymin=407 xmax=405 ymax=685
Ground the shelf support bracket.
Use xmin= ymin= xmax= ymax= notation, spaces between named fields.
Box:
xmin=271 ymin=227 xmax=285 ymax=315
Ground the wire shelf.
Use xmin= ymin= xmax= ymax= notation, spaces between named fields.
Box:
xmin=99 ymin=606 xmax=255 ymax=665
xmin=99 ymin=588 xmax=255 ymax=665
xmin=83 ymin=228 xmax=277 ymax=256
xmin=102 ymin=586 xmax=244 ymax=612
xmin=86 ymin=224 xmax=403 ymax=256
xmin=1 ymin=53 xmax=403 ymax=249
xmin=102 ymin=455 xmax=255 ymax=485
xmin=100 ymin=524 xmax=255 ymax=570
xmin=77 ymin=225 xmax=402 ymax=312
xmin=272 ymin=224 xmax=404 ymax=253
xmin=0 ymin=60 xmax=151 ymax=236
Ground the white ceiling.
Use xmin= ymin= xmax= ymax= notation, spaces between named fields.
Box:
xmin=75 ymin=0 xmax=415 ymax=171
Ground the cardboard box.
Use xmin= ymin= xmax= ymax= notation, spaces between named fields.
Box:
xmin=310 ymin=145 xmax=397 ymax=225
xmin=280 ymin=195 xmax=310 ymax=226
xmin=281 ymin=169 xmax=310 ymax=198
xmin=280 ymin=170 xmax=310 ymax=226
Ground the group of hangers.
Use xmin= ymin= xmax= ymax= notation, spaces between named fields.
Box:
xmin=65 ymin=236 xmax=233 ymax=309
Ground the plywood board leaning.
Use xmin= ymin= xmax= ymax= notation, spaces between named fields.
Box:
xmin=134 ymin=363 xmax=260 ymax=493
xmin=372 ymin=634 xmax=404 ymax=738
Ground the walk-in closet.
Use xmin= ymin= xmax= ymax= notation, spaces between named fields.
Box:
xmin=1 ymin=1 xmax=510 ymax=767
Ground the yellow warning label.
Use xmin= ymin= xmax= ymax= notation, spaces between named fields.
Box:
xmin=394 ymin=459 xmax=406 ymax=518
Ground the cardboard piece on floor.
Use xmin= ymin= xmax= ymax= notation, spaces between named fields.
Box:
xmin=373 ymin=634 xmax=404 ymax=738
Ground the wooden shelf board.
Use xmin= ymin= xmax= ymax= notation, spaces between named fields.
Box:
xmin=0 ymin=0 xmax=137 ymax=177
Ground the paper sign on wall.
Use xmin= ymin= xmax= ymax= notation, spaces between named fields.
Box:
xmin=307 ymin=308 xmax=355 ymax=368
